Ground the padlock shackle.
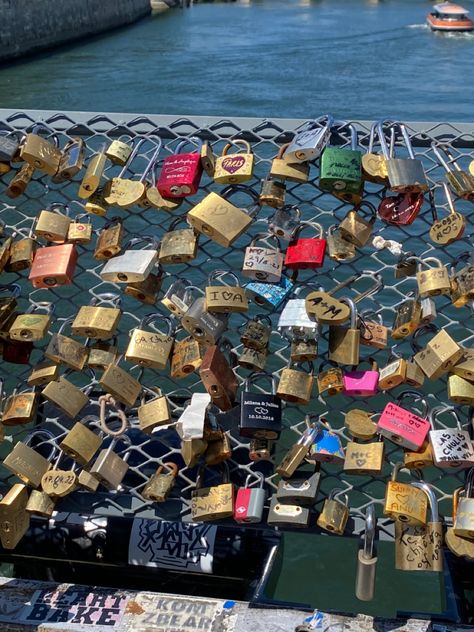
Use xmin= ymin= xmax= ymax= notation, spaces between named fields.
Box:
xmin=57 ymin=315 xmax=76 ymax=336
xmin=287 ymin=358 xmax=314 ymax=374
xmin=0 ymin=283 xmax=21 ymax=298
xmin=416 ymin=256 xmax=444 ymax=272
xmin=332 ymin=121 xmax=359 ymax=151
xmin=395 ymin=390 xmax=429 ymax=418
xmin=139 ymin=312 xmax=174 ymax=336
xmin=221 ymin=138 xmax=251 ymax=157
xmin=277 ymin=204 xmax=302 ymax=220
xmin=411 ymin=482 xmax=439 ymax=522
xmin=140 ymin=384 xmax=164 ymax=405
xmin=26 ymin=300 xmax=54 ymax=316
xmin=340 ymin=297 xmax=357 ymax=328
xmin=117 ymin=137 xmax=147 ymax=178
xmin=290 ymin=221 xmax=324 ymax=241
xmin=249 ymin=232 xmax=282 ymax=251
xmin=175 ymin=135 xmax=203 ymax=154
xmin=168 ymin=215 xmax=192 ymax=232
xmin=139 ymin=141 xmax=162 ymax=183
xmin=362 ymin=503 xmax=376 ymax=559
xmin=207 ymin=269 xmax=241 ymax=288
xmin=244 ymin=471 xmax=265 ymax=489
xmin=451 ymin=251 xmax=474 ymax=272
xmin=429 ymin=405 xmax=462 ymax=430
xmin=328 ymin=487 xmax=349 ymax=506
xmin=244 ymin=370 xmax=277 ymax=395
xmin=102 ymin=216 xmax=123 ymax=230
xmin=89 ymin=292 xmax=122 ymax=308
xmin=160 ymin=461 xmax=179 ymax=477
xmin=275 ymin=143 xmax=291 ymax=160
xmin=410 ymin=323 xmax=439 ymax=353
xmin=24 ymin=429 xmax=58 ymax=461
xmin=99 ymin=393 xmax=128 ymax=437
xmin=29 ymin=123 xmax=60 ymax=147
xmin=431 ymin=141 xmax=463 ymax=174
xmin=221 ymin=184 xmax=260 ymax=207
xmin=123 ymin=235 xmax=159 ymax=251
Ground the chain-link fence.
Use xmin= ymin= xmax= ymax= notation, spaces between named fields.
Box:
xmin=0 ymin=110 xmax=473 ymax=541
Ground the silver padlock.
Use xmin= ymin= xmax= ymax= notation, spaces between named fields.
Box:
xmin=234 ymin=473 xmax=266 ymax=523
xmin=100 ymin=236 xmax=159 ymax=284
xmin=429 ymin=406 xmax=474 ymax=469
xmin=378 ymin=122 xmax=428 ymax=193
xmin=161 ymin=278 xmax=194 ymax=317
xmin=242 ymin=233 xmax=283 ymax=283
xmin=355 ymin=504 xmax=377 ymax=601
xmin=420 ymin=297 xmax=437 ymax=325
xmin=267 ymin=495 xmax=310 ymax=528
xmin=284 ymin=115 xmax=333 ymax=163
xmin=268 ymin=204 xmax=301 ymax=241
xmin=278 ymin=286 xmax=319 ymax=341
xmin=181 ymin=286 xmax=229 ymax=346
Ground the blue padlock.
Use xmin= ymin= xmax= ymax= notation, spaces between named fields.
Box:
xmin=306 ymin=415 xmax=345 ymax=464
xmin=245 ymin=275 xmax=294 ymax=310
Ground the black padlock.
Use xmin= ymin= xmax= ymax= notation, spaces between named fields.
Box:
xmin=239 ymin=371 xmax=282 ymax=439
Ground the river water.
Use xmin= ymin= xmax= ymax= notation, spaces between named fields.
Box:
xmin=0 ymin=0 xmax=473 ymax=121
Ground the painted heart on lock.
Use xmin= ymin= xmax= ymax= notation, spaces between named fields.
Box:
xmin=221 ymin=156 xmax=246 ymax=174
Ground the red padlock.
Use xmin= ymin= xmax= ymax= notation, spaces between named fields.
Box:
xmin=157 ymin=137 xmax=203 ymax=198
xmin=234 ymin=473 xmax=266 ymax=523
xmin=3 ymin=340 xmax=33 ymax=364
xmin=378 ymin=191 xmax=424 ymax=225
xmin=29 ymin=243 xmax=78 ymax=288
xmin=377 ymin=390 xmax=431 ymax=450
xmin=284 ymin=222 xmax=326 ymax=270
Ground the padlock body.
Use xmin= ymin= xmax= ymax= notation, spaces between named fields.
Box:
xmin=386 ymin=158 xmax=428 ymax=193
xmin=240 ymin=392 xmax=282 ymax=439
xmin=35 ymin=210 xmax=71 ymax=243
xmin=187 ymin=192 xmax=253 ymax=247
xmin=94 ymin=223 xmax=123 ymax=260
xmin=20 ymin=134 xmax=61 ymax=175
xmin=238 ymin=347 xmax=268 ymax=371
xmin=359 ymin=321 xmax=388 ymax=349
xmin=9 ymin=313 xmax=51 ymax=342
xmin=404 ymin=440 xmax=433 ymax=470
xmin=0 ymin=136 xmax=19 ymax=162
xmin=67 ymin=222 xmax=92 ymax=244
xmin=453 ymin=498 xmax=474 ymax=538
xmin=377 ymin=401 xmax=430 ymax=450
xmin=181 ymin=297 xmax=228 ymax=346
xmin=267 ymin=496 xmax=309 ymax=527
xmin=45 ymin=333 xmax=88 ymax=371
xmin=0 ymin=484 xmax=30 ymax=549
xmin=245 ymin=276 xmax=293 ymax=310
xmin=343 ymin=370 xmax=379 ymax=396
xmin=317 ymin=367 xmax=344 ymax=396
xmin=328 ymin=326 xmax=360 ymax=365
xmin=205 ymin=286 xmax=248 ymax=313
xmin=413 ymin=330 xmax=463 ymax=379
xmin=339 ymin=210 xmax=373 ymax=247
xmin=8 ymin=237 xmax=36 ymax=272
xmin=395 ymin=521 xmax=443 ymax=572
xmin=416 ymin=267 xmax=451 ymax=297
xmin=60 ymin=422 xmax=102 ymax=466
xmin=191 ymin=483 xmax=234 ymax=521
xmin=157 ymin=152 xmax=203 ymax=198
xmin=259 ymin=179 xmax=286 ymax=208
xmin=378 ymin=359 xmax=406 ymax=390
xmin=99 ymin=365 xmax=141 ymax=407
xmin=105 ymin=140 xmax=132 ymax=165
xmin=451 ymin=263 xmax=474 ymax=307
xmin=142 ymin=471 xmax=176 ymax=502
xmin=319 ymin=147 xmax=362 ymax=200
xmin=125 ymin=327 xmax=173 ymax=369
xmin=278 ymin=298 xmax=318 ymax=339
xmin=100 ymin=250 xmax=157 ymax=284
xmin=384 ymin=480 xmax=428 ymax=527
xmin=3 ymin=443 xmax=51 ymax=488
xmin=42 ymin=377 xmax=89 ymax=418
xmin=28 ymin=361 xmax=59 ymax=386
xmin=159 ymin=228 xmax=197 ymax=264
xmin=214 ymin=153 xmax=254 ymax=184
xmin=72 ymin=306 xmax=121 ymax=340
xmin=290 ymin=338 xmax=317 ymax=362
xmin=276 ymin=367 xmax=313 ymax=404
xmin=392 ymin=299 xmax=421 ymax=339
xmin=284 ymin=237 xmax=326 ymax=270
xmin=344 ymin=441 xmax=384 ymax=475
xmin=2 ymin=340 xmax=33 ymax=365
xmin=234 ymin=487 xmax=265 ymax=523
xmin=285 ymin=126 xmax=331 ymax=162
xmin=276 ymin=471 xmax=320 ymax=505
xmin=430 ymin=427 xmax=474 ymax=468
xmin=317 ymin=499 xmax=349 ymax=535
xmin=448 ymin=374 xmax=474 ymax=405
xmin=90 ymin=450 xmax=129 ymax=490
xmin=125 ymin=272 xmax=163 ymax=305
xmin=270 ymin=158 xmax=310 ymax=183
xmin=138 ymin=396 xmax=171 ymax=433
xmin=200 ymin=345 xmax=238 ymax=412
xmin=26 ymin=490 xmax=56 ymax=518
xmin=170 ymin=337 xmax=202 ymax=378
xmin=452 ymin=349 xmax=474 ymax=381
xmin=3 ymin=393 xmax=38 ymax=426
xmin=242 ymin=245 xmax=283 ymax=283
xmin=378 ymin=192 xmax=423 ymax=225
xmin=29 ymin=244 xmax=77 ymax=288
xmin=240 ymin=320 xmax=270 ymax=350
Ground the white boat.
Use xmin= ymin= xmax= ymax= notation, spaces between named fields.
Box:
xmin=427 ymin=2 xmax=474 ymax=32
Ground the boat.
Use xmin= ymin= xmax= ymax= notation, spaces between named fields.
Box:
xmin=427 ymin=2 xmax=474 ymax=32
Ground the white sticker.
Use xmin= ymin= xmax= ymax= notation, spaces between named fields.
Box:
xmin=176 ymin=392 xmax=211 ymax=440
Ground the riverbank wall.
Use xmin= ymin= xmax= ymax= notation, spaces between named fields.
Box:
xmin=0 ymin=0 xmax=151 ymax=62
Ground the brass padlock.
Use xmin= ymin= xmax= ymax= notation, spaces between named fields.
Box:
xmin=199 ymin=340 xmax=239 ymax=412
xmin=395 ymin=251 xmax=417 ymax=279
xmin=78 ymin=143 xmax=108 ymax=199
xmin=34 ymin=203 xmax=71 ymax=243
xmin=42 ymin=374 xmax=91 ymax=419
xmin=238 ymin=346 xmax=268 ymax=372
xmin=9 ymin=301 xmax=54 ymax=342
xmin=3 ymin=386 xmax=38 ymax=426
xmin=102 ymin=138 xmax=147 ymax=206
xmin=384 ymin=463 xmax=428 ymax=527
xmin=0 ymin=484 xmax=30 ymax=549
xmin=41 ymin=450 xmax=78 ymax=499
xmin=25 ymin=489 xmax=56 ymax=519
xmin=276 ymin=360 xmax=314 ymax=404
xmin=450 ymin=252 xmax=474 ymax=308
xmin=159 ymin=216 xmax=198 ymax=264
xmin=94 ymin=216 xmax=124 ymax=261
xmin=125 ymin=267 xmax=163 ymax=305
xmin=3 ymin=429 xmax=57 ymax=488
xmin=181 ymin=287 xmax=229 ymax=346
xmin=344 ymin=409 xmax=377 ymax=440
xmin=206 ymin=270 xmax=248 ymax=314
xmin=249 ymin=438 xmax=274 ymax=461
xmin=240 ymin=314 xmax=272 ymax=350
xmin=170 ymin=331 xmax=203 ymax=379
xmin=85 ymin=187 xmax=109 ymax=217
xmin=204 ymin=431 xmax=233 ymax=466
xmin=432 ymin=140 xmax=474 ymax=201
xmin=45 ymin=317 xmax=89 ymax=371
xmin=416 ymin=256 xmax=451 ymax=297
xmin=404 ymin=440 xmax=433 ymax=470
xmin=428 ymin=182 xmax=465 ymax=246
xmin=453 ymin=471 xmax=474 ymax=539
xmin=59 ymin=415 xmax=103 ymax=466
xmin=191 ymin=463 xmax=234 ymax=521
xmin=447 ymin=374 xmax=474 ymax=405
xmin=391 ymin=292 xmax=421 ymax=339
xmin=259 ymin=176 xmax=286 ymax=208
xmin=5 ymin=163 xmax=35 ymax=198
xmin=327 ymin=224 xmax=356 ymax=261
xmin=338 ymin=201 xmax=377 ymax=247
xmin=140 ymin=159 xmax=183 ymax=211
xmin=0 ymin=283 xmax=20 ymax=336
xmin=52 ymin=137 xmax=85 ymax=183
xmin=446 ymin=487 xmax=474 ymax=559
xmin=99 ymin=357 xmax=141 ymax=407
xmin=112 ymin=144 xmax=161 ymax=208
xmin=214 ymin=139 xmax=254 ymax=184
xmin=359 ymin=310 xmax=388 ymax=350
xmin=100 ymin=236 xmax=159 ymax=283
xmin=181 ymin=437 xmax=208 ymax=468
xmin=378 ymin=353 xmax=407 ymax=390
xmin=20 ymin=124 xmax=61 ymax=175
xmin=161 ymin=278 xmax=194 ymax=318
xmin=361 ymin=121 xmax=389 ymax=184
xmin=276 ymin=423 xmax=319 ymax=478
xmin=142 ymin=462 xmax=179 ymax=502
xmin=290 ymin=336 xmax=318 ymax=362
xmin=269 ymin=143 xmax=310 ymax=183
xmin=412 ymin=324 xmax=464 ymax=380
xmin=87 ymin=336 xmax=118 ymax=370
xmin=105 ymin=135 xmax=133 ymax=165
xmin=7 ymin=222 xmax=37 ymax=272
xmin=0 ymin=233 xmax=12 ymax=274
xmin=138 ymin=386 xmax=171 ymax=433
xmin=125 ymin=313 xmax=174 ymax=369
xmin=344 ymin=434 xmax=384 ymax=475
xmin=72 ymin=293 xmax=122 ymax=340
xmin=328 ymin=298 xmax=360 ymax=365
xmin=77 ymin=469 xmax=100 ymax=492
xmin=317 ymin=360 xmax=344 ymax=396
xmin=28 ymin=359 xmax=60 ymax=386
xmin=317 ymin=489 xmax=350 ymax=535
xmin=67 ymin=213 xmax=93 ymax=244
xmin=404 ymin=356 xmax=425 ymax=388
xmin=452 ymin=348 xmax=474 ymax=382
xmin=242 ymin=233 xmax=283 ymax=283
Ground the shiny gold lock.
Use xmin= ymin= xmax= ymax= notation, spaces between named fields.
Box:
xmin=59 ymin=415 xmax=102 ymax=466
xmin=316 ymin=361 xmax=344 ymax=396
xmin=200 ymin=141 xmax=215 ymax=176
xmin=3 ymin=430 xmax=57 ymax=488
xmin=125 ymin=269 xmax=163 ymax=305
xmin=45 ymin=317 xmax=89 ymax=371
xmin=344 ymin=409 xmax=377 ymax=440
xmin=102 ymin=138 xmax=147 ymax=206
xmin=238 ymin=346 xmax=268 ymax=372
xmin=20 ymin=124 xmax=61 ymax=175
xmin=413 ymin=325 xmax=464 ymax=380
xmin=67 ymin=213 xmax=92 ymax=244
xmin=205 ymin=432 xmax=232 ymax=465
xmin=0 ymin=234 xmax=12 ymax=274
xmin=5 ymin=163 xmax=35 ymax=198
xmin=206 ymin=270 xmax=248 ymax=314
xmin=142 ymin=462 xmax=179 ymax=502
xmin=404 ymin=440 xmax=433 ymax=470
xmin=79 ymin=144 xmax=107 ymax=199
xmin=328 ymin=298 xmax=360 ymax=365
xmin=276 ymin=360 xmax=313 ymax=404
xmin=105 ymin=137 xmax=133 ymax=165
xmin=191 ymin=464 xmax=234 ymax=521
xmin=450 ymin=253 xmax=474 ymax=308
xmin=72 ymin=294 xmax=122 ymax=340
xmin=317 ymin=489 xmax=349 ymax=535
xmin=359 ymin=310 xmax=388 ymax=349
xmin=125 ymin=314 xmax=174 ymax=369
xmin=384 ymin=463 xmax=428 ymax=527
xmin=447 ymin=374 xmax=474 ymax=405
xmin=0 ymin=484 xmax=30 ymax=549
xmin=28 ymin=360 xmax=59 ymax=386
xmin=452 ymin=348 xmax=474 ymax=381
xmin=159 ymin=217 xmax=198 ymax=264
xmin=269 ymin=143 xmax=310 ymax=183
xmin=3 ymin=388 xmax=38 ymax=426
xmin=378 ymin=356 xmax=407 ymax=390
xmin=327 ymin=224 xmax=357 ymax=262
xmin=170 ymin=333 xmax=203 ymax=379
xmin=42 ymin=375 xmax=90 ymax=419
xmin=344 ymin=435 xmax=384 ymax=475
xmin=87 ymin=337 xmax=118 ymax=370
xmin=138 ymin=387 xmax=171 ymax=433
xmin=214 ymin=139 xmax=254 ymax=184
xmin=34 ymin=204 xmax=71 ymax=243
xmin=77 ymin=469 xmax=100 ymax=492
xmin=446 ymin=488 xmax=474 ymax=559
xmin=52 ymin=137 xmax=85 ymax=183
xmin=391 ymin=295 xmax=422 ymax=339
xmin=361 ymin=122 xmax=389 ymax=184
xmin=99 ymin=359 xmax=141 ymax=407
xmin=41 ymin=451 xmax=78 ymax=499
xmin=25 ymin=489 xmax=56 ymax=518
xmin=338 ymin=201 xmax=377 ymax=247
xmin=9 ymin=301 xmax=53 ymax=342
xmin=416 ymin=257 xmax=451 ymax=297
xmin=0 ymin=284 xmax=20 ymax=333
xmin=94 ymin=217 xmax=124 ymax=260
xmin=114 ymin=143 xmax=161 ymax=208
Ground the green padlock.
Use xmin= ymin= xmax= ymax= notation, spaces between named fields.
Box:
xmin=319 ymin=122 xmax=363 ymax=204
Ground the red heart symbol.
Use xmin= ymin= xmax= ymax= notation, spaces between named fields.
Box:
xmin=221 ymin=156 xmax=245 ymax=174
xmin=378 ymin=193 xmax=423 ymax=225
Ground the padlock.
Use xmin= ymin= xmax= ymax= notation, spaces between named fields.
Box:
xmin=5 ymin=163 xmax=35 ymax=198
xmin=316 ymin=360 xmax=344 ymax=396
xmin=448 ymin=374 xmax=474 ymax=406
xmin=240 ymin=371 xmax=282 ymax=439
xmin=429 ymin=406 xmax=474 ymax=468
xmin=269 ymin=143 xmax=310 ymax=182
xmin=94 ymin=216 xmax=124 ymax=260
xmin=59 ymin=415 xmax=103 ymax=466
xmin=78 ymin=143 xmax=108 ymax=199
xmin=0 ymin=232 xmax=12 ymax=274
xmin=42 ymin=373 xmax=91 ymax=419
xmin=327 ymin=224 xmax=356 ymax=262
xmin=245 ymin=275 xmax=294 ymax=310
xmin=378 ymin=352 xmax=407 ymax=391
xmin=238 ymin=346 xmax=268 ymax=372
xmin=276 ymin=360 xmax=314 ymax=404
xmin=170 ymin=331 xmax=203 ymax=379
xmin=284 ymin=115 xmax=333 ymax=162
xmin=453 ymin=470 xmax=474 ymax=539
xmin=268 ymin=204 xmax=301 ymax=241
xmin=159 ymin=217 xmax=198 ymax=265
xmin=100 ymin=236 xmax=159 ymax=283
xmin=206 ymin=270 xmax=248 ymax=313
xmin=378 ymin=122 xmax=428 ymax=193
xmin=20 ymin=124 xmax=61 ymax=175
xmin=377 ymin=390 xmax=431 ymax=450
xmin=200 ymin=140 xmax=215 ymax=177
xmin=395 ymin=251 xmax=417 ymax=279
xmin=416 ymin=257 xmax=451 ymax=297
xmin=125 ymin=313 xmax=174 ymax=369
xmin=138 ymin=386 xmax=171 ymax=433
xmin=45 ymin=317 xmax=89 ymax=371
xmin=3 ymin=386 xmax=38 ymax=426
xmin=431 ymin=141 xmax=474 ymax=201
xmin=420 ymin=297 xmax=437 ymax=325
xmin=140 ymin=157 xmax=184 ymax=210
xmin=284 ymin=222 xmax=326 ymax=270
xmin=0 ymin=484 xmax=30 ymax=550
xmin=267 ymin=496 xmax=310 ymax=528
xmin=404 ymin=439 xmax=434 ymax=470
xmin=259 ymin=176 xmax=286 ymax=208
xmin=72 ymin=294 xmax=121 ymax=340
xmin=3 ymin=429 xmax=57 ymax=488
xmin=181 ymin=287 xmax=229 ymax=346
xmin=290 ymin=334 xmax=318 ymax=362
xmin=67 ymin=213 xmax=92 ymax=244
xmin=9 ymin=301 xmax=54 ymax=342
xmin=7 ymin=221 xmax=37 ymax=272
xmin=391 ymin=292 xmax=422 ymax=339
xmin=2 ymin=340 xmax=33 ymax=365
xmin=343 ymin=359 xmax=379 ymax=396
xmin=344 ymin=409 xmax=378 ymax=440
xmin=28 ymin=359 xmax=60 ymax=386
xmin=41 ymin=449 xmax=79 ymax=499
xmin=452 ymin=348 xmax=474 ymax=381
xmin=25 ymin=489 xmax=56 ymax=519
xmin=319 ymin=122 xmax=363 ymax=204
xmin=34 ymin=203 xmax=71 ymax=243
xmin=77 ymin=469 xmax=100 ymax=493
xmin=105 ymin=135 xmax=133 ymax=165
xmin=240 ymin=314 xmax=272 ymax=350
xmin=277 ymin=466 xmax=321 ymax=506
xmin=249 ymin=438 xmax=274 ymax=462
xmin=339 ymin=201 xmax=377 ymax=247
xmin=384 ymin=463 xmax=428 ymax=527
xmin=446 ymin=487 xmax=474 ymax=558
xmin=199 ymin=341 xmax=239 ymax=412
xmin=378 ymin=189 xmax=424 ymax=226
xmin=204 ymin=430 xmax=233 ymax=466
xmin=317 ymin=489 xmax=350 ymax=535
xmin=28 ymin=242 xmax=78 ymax=289
xmin=278 ymin=286 xmax=319 ymax=341
xmin=99 ymin=357 xmax=141 ymax=407
xmin=450 ymin=253 xmax=474 ymax=308
xmin=157 ymin=137 xmax=203 ymax=197
xmin=85 ymin=187 xmax=109 ymax=217
xmin=412 ymin=324 xmax=464 ymax=379
xmin=343 ymin=434 xmax=384 ymax=475
xmin=355 ymin=504 xmax=377 ymax=601
xmin=125 ymin=267 xmax=163 ymax=305
xmin=161 ymin=278 xmax=194 ymax=317
xmin=404 ymin=355 xmax=426 ymax=389
xmin=276 ymin=423 xmax=320 ymax=478
xmin=307 ymin=417 xmax=345 ymax=464
xmin=0 ymin=130 xmax=22 ymax=162
xmin=428 ymin=182 xmax=465 ymax=245
xmin=359 ymin=310 xmax=388 ymax=350
xmin=214 ymin=139 xmax=254 ymax=184
xmin=142 ymin=462 xmax=179 ymax=502
xmin=395 ymin=481 xmax=443 ymax=572
xmin=187 ymin=184 xmax=261 ymax=247
xmin=191 ymin=463 xmax=234 ymax=521
xmin=242 ymin=234 xmax=283 ymax=282
xmin=52 ymin=137 xmax=85 ymax=183
xmin=0 ymin=284 xmax=20 ymax=334
xmin=361 ymin=120 xmax=389 ymax=184
xmin=328 ymin=298 xmax=360 ymax=365
xmin=234 ymin=473 xmax=266 ymax=523
xmin=102 ymin=138 xmax=147 ymax=206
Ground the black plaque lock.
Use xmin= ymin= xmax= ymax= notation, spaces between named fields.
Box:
xmin=239 ymin=371 xmax=282 ymax=439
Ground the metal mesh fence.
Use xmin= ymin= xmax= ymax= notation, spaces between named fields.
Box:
xmin=0 ymin=110 xmax=473 ymax=540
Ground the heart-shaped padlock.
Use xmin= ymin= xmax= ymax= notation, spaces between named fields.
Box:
xmin=378 ymin=192 xmax=423 ymax=225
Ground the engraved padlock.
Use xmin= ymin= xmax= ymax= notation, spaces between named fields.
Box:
xmin=214 ymin=139 xmax=254 ymax=184
xmin=378 ymin=122 xmax=428 ymax=193
xmin=157 ymin=137 xmax=204 ymax=198
xmin=270 ymin=144 xmax=310 ymax=183
xmin=28 ymin=241 xmax=78 ymax=289
xmin=316 ymin=360 xmax=344 ymax=396
xmin=52 ymin=137 xmax=85 ymax=183
xmin=339 ymin=201 xmax=377 ymax=247
xmin=181 ymin=286 xmax=229 ymax=346
xmin=450 ymin=252 xmax=474 ymax=308
xmin=20 ymin=124 xmax=61 ymax=175
xmin=45 ymin=316 xmax=89 ymax=371
xmin=59 ymin=414 xmax=103 ymax=466
xmin=344 ymin=433 xmax=384 ymax=475
xmin=429 ymin=406 xmax=474 ymax=468
xmin=317 ymin=489 xmax=350 ymax=535
xmin=94 ymin=216 xmax=124 ymax=260
xmin=242 ymin=233 xmax=283 ymax=283
xmin=72 ymin=293 xmax=122 ymax=340
xmin=3 ymin=429 xmax=57 ymax=488
xmin=384 ymin=463 xmax=428 ymax=527
xmin=161 ymin=278 xmax=194 ymax=318
xmin=99 ymin=357 xmax=141 ymax=408
xmin=245 ymin=275 xmax=294 ymax=310
xmin=412 ymin=323 xmax=464 ymax=379
xmin=142 ymin=462 xmax=179 ymax=502
xmin=9 ymin=301 xmax=54 ymax=342
xmin=416 ymin=257 xmax=451 ymax=298
xmin=284 ymin=115 xmax=333 ymax=163
xmin=41 ymin=371 xmax=93 ymax=419
xmin=67 ymin=212 xmax=92 ymax=245
xmin=34 ymin=203 xmax=71 ymax=244
xmin=158 ymin=216 xmax=198 ymax=265
xmin=125 ymin=313 xmax=174 ymax=369
xmin=206 ymin=270 xmax=248 ymax=313
xmin=276 ymin=359 xmax=314 ymax=405
xmin=240 ymin=371 xmax=282 ymax=439
xmin=377 ymin=390 xmax=431 ymax=450
xmin=428 ymin=182 xmax=465 ymax=245
xmin=138 ymin=386 xmax=171 ymax=433
xmin=3 ymin=385 xmax=38 ymax=426
xmin=319 ymin=122 xmax=363 ymax=204
xmin=170 ymin=329 xmax=203 ymax=379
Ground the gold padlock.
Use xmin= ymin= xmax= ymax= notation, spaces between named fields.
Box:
xmin=316 ymin=360 xmax=344 ymax=396
xmin=7 ymin=222 xmax=37 ymax=272
xmin=72 ymin=293 xmax=122 ymax=340
xmin=391 ymin=293 xmax=422 ymax=339
xmin=105 ymin=136 xmax=133 ymax=165
xmin=59 ymin=415 xmax=103 ymax=466
xmin=0 ymin=484 xmax=30 ymax=549
xmin=276 ymin=360 xmax=314 ymax=404
xmin=191 ymin=463 xmax=234 ymax=521
xmin=447 ymin=374 xmax=474 ymax=405
xmin=41 ymin=450 xmax=78 ymax=499
xmin=20 ymin=124 xmax=61 ymax=175
xmin=5 ymin=163 xmax=35 ymax=198
xmin=25 ymin=489 xmax=56 ymax=518
xmin=182 ymin=438 xmax=208 ymax=468
xmin=125 ymin=313 xmax=174 ymax=369
xmin=3 ymin=387 xmax=38 ymax=426
xmin=206 ymin=270 xmax=248 ymax=313
xmin=34 ymin=204 xmax=71 ymax=243
xmin=205 ymin=431 xmax=233 ymax=465
xmin=0 ymin=233 xmax=12 ymax=274
xmin=42 ymin=374 xmax=91 ymax=419
xmin=327 ymin=224 xmax=356 ymax=262
xmin=269 ymin=143 xmax=310 ymax=183
xmin=28 ymin=360 xmax=59 ymax=386
xmin=3 ymin=429 xmax=57 ymax=488
xmin=0 ymin=283 xmax=20 ymax=334
xmin=138 ymin=386 xmax=171 ymax=434
xmin=9 ymin=301 xmax=54 ymax=343
xmin=79 ymin=143 xmax=108 ymax=199
xmin=378 ymin=353 xmax=407 ymax=390
xmin=170 ymin=332 xmax=203 ymax=379
xmin=238 ymin=346 xmax=268 ymax=372
xmin=404 ymin=357 xmax=425 ymax=388
xmin=125 ymin=268 xmax=163 ymax=305
xmin=412 ymin=324 xmax=464 ymax=380
xmin=99 ymin=358 xmax=141 ymax=407
xmin=259 ymin=176 xmax=286 ymax=208
xmin=290 ymin=337 xmax=318 ymax=362
xmin=452 ymin=348 xmax=474 ymax=381
xmin=214 ymin=139 xmax=254 ymax=184
xmin=45 ymin=317 xmax=89 ymax=371
xmin=384 ymin=463 xmax=428 ymax=527
xmin=87 ymin=337 xmax=118 ymax=370
xmin=94 ymin=216 xmax=124 ymax=260
xmin=113 ymin=144 xmax=161 ymax=208
xmin=159 ymin=216 xmax=198 ymax=264
xmin=240 ymin=314 xmax=272 ymax=350
xmin=361 ymin=121 xmax=389 ymax=184
xmin=344 ymin=435 xmax=384 ymax=475
xmin=52 ymin=137 xmax=85 ymax=183
xmin=67 ymin=213 xmax=92 ymax=244
xmin=359 ymin=310 xmax=388 ymax=350
xmin=317 ymin=489 xmax=349 ymax=535
xmin=85 ymin=188 xmax=109 ymax=216
xmin=450 ymin=253 xmax=474 ymax=308
xmin=416 ymin=256 xmax=451 ymax=297
xmin=328 ymin=298 xmax=360 ymax=365
xmin=142 ymin=462 xmax=179 ymax=502
xmin=404 ymin=440 xmax=433 ymax=470
xmin=103 ymin=138 xmax=147 ymax=206
xmin=338 ymin=201 xmax=377 ymax=247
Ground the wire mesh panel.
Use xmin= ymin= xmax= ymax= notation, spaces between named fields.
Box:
xmin=0 ymin=110 xmax=473 ymax=540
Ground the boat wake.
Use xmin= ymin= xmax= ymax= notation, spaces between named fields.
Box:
xmin=407 ymin=23 xmax=429 ymax=29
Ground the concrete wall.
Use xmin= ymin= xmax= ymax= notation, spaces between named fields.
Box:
xmin=0 ymin=0 xmax=151 ymax=62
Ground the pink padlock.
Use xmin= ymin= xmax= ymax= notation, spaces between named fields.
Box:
xmin=343 ymin=359 xmax=379 ymax=396
xmin=157 ymin=137 xmax=203 ymax=198
xmin=377 ymin=390 xmax=431 ymax=451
